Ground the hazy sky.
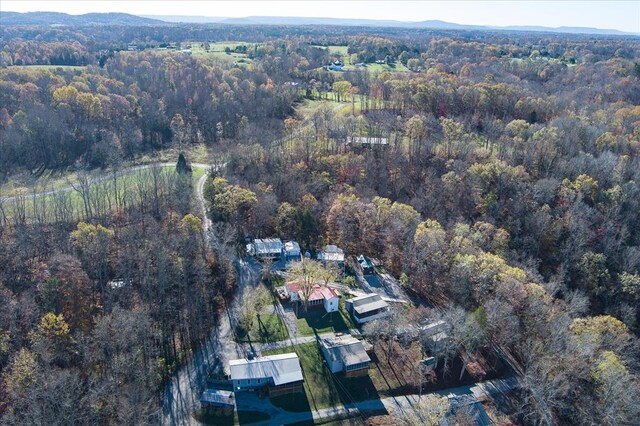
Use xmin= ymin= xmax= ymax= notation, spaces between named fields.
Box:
xmin=3 ymin=1 xmax=639 ymax=33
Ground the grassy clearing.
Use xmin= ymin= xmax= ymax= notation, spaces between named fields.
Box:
xmin=0 ymin=145 xmax=212 ymax=198
xmin=295 ymin=300 xmax=358 ymax=337
xmin=0 ymin=165 xmax=205 ymax=224
xmin=238 ymin=312 xmax=289 ymax=344
xmin=190 ymin=43 xmax=254 ymax=64
xmin=264 ymin=342 xmax=380 ymax=412
xmin=193 ymin=408 xmax=270 ymax=425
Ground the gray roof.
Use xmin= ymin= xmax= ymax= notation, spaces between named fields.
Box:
xmin=321 ymin=335 xmax=371 ymax=366
xmin=318 ymin=245 xmax=345 ymax=262
xmin=421 ymin=320 xmax=448 ymax=337
xmin=251 ymin=238 xmax=283 ymax=255
xmin=348 ymin=293 xmax=389 ymax=314
xmin=229 ymin=353 xmax=303 ymax=386
xmin=284 ymin=241 xmax=301 ymax=256
xmin=200 ymin=389 xmax=234 ymax=405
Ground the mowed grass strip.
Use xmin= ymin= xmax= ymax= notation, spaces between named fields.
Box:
xmin=1 ymin=165 xmax=205 ymax=224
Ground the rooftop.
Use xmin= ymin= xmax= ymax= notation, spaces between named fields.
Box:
xmin=200 ymin=389 xmax=234 ymax=405
xmin=284 ymin=241 xmax=301 ymax=254
xmin=286 ymin=282 xmax=340 ymax=301
xmin=251 ymin=238 xmax=283 ymax=255
xmin=348 ymin=293 xmax=389 ymax=314
xmin=229 ymin=353 xmax=303 ymax=386
xmin=309 ymin=285 xmax=340 ymax=301
xmin=318 ymin=245 xmax=345 ymax=262
xmin=321 ymin=335 xmax=371 ymax=366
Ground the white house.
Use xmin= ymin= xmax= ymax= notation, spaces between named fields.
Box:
xmin=229 ymin=353 xmax=303 ymax=396
xmin=285 ymin=281 xmax=340 ymax=313
xmin=320 ymin=335 xmax=371 ymax=377
xmin=345 ymin=293 xmax=390 ymax=324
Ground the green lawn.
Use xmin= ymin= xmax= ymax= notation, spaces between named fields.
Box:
xmin=0 ymin=164 xmax=206 ymax=224
xmin=191 ymin=43 xmax=254 ymax=64
xmin=238 ymin=312 xmax=289 ymax=344
xmin=193 ymin=408 xmax=270 ymax=425
xmin=264 ymin=342 xmax=380 ymax=412
xmin=295 ymin=300 xmax=358 ymax=337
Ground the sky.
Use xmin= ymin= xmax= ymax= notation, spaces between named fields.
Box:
xmin=3 ymin=1 xmax=639 ymax=33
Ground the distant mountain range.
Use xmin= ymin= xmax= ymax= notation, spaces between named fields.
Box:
xmin=1 ymin=11 xmax=637 ymax=36
xmin=0 ymin=12 xmax=165 ymax=26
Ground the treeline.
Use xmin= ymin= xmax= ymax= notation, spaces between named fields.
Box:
xmin=0 ymin=169 xmax=237 ymax=424
xmin=0 ymin=51 xmax=299 ymax=176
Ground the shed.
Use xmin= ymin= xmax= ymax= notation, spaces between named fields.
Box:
xmin=200 ymin=389 xmax=234 ymax=408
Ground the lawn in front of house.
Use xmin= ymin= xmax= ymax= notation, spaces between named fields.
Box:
xmin=295 ymin=299 xmax=358 ymax=337
xmin=264 ymin=342 xmax=381 ymax=412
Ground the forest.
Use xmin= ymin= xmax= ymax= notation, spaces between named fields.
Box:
xmin=0 ymin=20 xmax=639 ymax=426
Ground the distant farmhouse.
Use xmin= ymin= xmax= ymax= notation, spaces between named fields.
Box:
xmin=346 ymin=136 xmax=389 ymax=146
xmin=229 ymin=353 xmax=304 ymax=396
xmin=286 ymin=281 xmax=340 ymax=313
xmin=346 ymin=293 xmax=390 ymax=324
xmin=325 ymin=60 xmax=344 ymax=71
xmin=320 ymin=334 xmax=372 ymax=377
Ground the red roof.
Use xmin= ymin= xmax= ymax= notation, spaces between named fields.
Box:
xmin=308 ymin=285 xmax=340 ymax=301
xmin=286 ymin=281 xmax=302 ymax=293
xmin=286 ymin=282 xmax=339 ymax=301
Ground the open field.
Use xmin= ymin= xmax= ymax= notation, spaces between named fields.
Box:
xmin=0 ymin=145 xmax=213 ymax=198
xmin=318 ymin=45 xmax=350 ymax=56
xmin=0 ymin=164 xmax=206 ymax=224
xmin=191 ymin=42 xmax=255 ymax=64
